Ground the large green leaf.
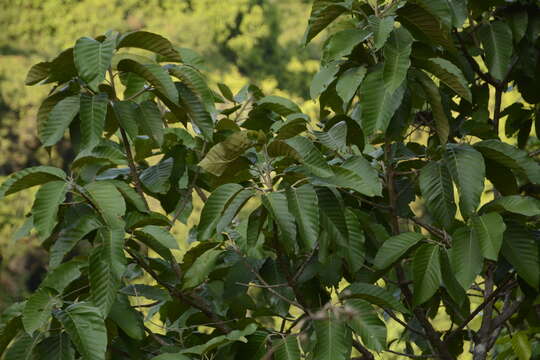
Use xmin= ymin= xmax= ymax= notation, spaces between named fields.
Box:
xmin=286 ymin=184 xmax=319 ymax=251
xmin=35 ymin=333 xmax=75 ymax=360
xmin=84 ymin=181 xmax=126 ymax=227
xmin=415 ymin=70 xmax=449 ymax=143
xmin=373 ymin=232 xmax=423 ymax=270
xmin=512 ymin=332 xmax=532 ymax=360
xmin=168 ymin=64 xmax=215 ymax=115
xmin=74 ymin=36 xmax=115 ymax=90
xmin=198 ymin=183 xmax=243 ymax=241
xmin=25 ymin=61 xmax=50 ymax=86
xmin=216 ymin=188 xmax=255 ymax=233
xmin=39 ymin=95 xmax=80 ymax=147
xmin=117 ymin=31 xmax=182 ymax=62
xmin=182 ymin=247 xmax=222 ymax=290
xmin=413 ymin=243 xmax=442 ymax=306
xmin=111 ymin=180 xmax=148 ymax=213
xmin=414 ymin=57 xmax=472 ymax=102
xmin=474 ymin=139 xmax=540 ymax=184
xmin=268 ymin=136 xmax=333 ymax=178
xmin=176 ymin=82 xmax=214 ymax=141
xmin=336 ymin=66 xmax=366 ymax=108
xmin=134 ymin=225 xmax=178 ymax=260
xmin=274 ymin=336 xmax=301 ymax=360
xmin=479 ymin=21 xmax=513 ymax=82
xmin=313 ymin=311 xmax=352 ymax=360
xmin=3 ymin=332 xmax=38 ymax=360
xmin=179 ymin=323 xmax=258 ymax=355
xmin=444 ymin=144 xmax=485 ymax=219
xmin=41 ymin=259 xmax=85 ymax=293
xmin=199 ymin=131 xmax=258 ymax=176
xmin=480 ymin=195 xmax=540 ymax=217
xmin=369 ymin=15 xmax=395 ymax=50
xmin=89 ymin=227 xmax=126 ymax=316
xmin=322 ymin=28 xmax=371 ymax=63
xmin=0 ymin=166 xmax=66 ymax=200
xmin=117 ymin=59 xmax=178 ymax=104
xmin=359 ymin=65 xmax=405 ymax=136
xmin=413 ymin=0 xmax=453 ymax=28
xmin=316 ymin=187 xmax=348 ymax=248
xmin=263 ymin=192 xmax=297 ymax=254
xmin=419 ymin=161 xmax=456 ymax=229
xmin=23 ymin=288 xmax=60 ymax=334
xmin=345 ymin=299 xmax=386 ymax=352
xmin=303 ymin=0 xmax=347 ymax=44
xmin=502 ymin=222 xmax=540 ymax=289
xmin=108 ymin=295 xmax=144 ymax=340
xmin=256 ymin=95 xmax=302 ymax=116
xmin=138 ymin=100 xmax=165 ymax=146
xmin=450 ymin=227 xmax=483 ymax=290
xmin=342 ymin=283 xmax=409 ymax=313
xmin=470 ymin=212 xmax=506 ymax=261
xmin=54 ymin=303 xmax=107 ymax=360
xmin=140 ymin=158 xmax=173 ymax=194
xmin=439 ymin=249 xmax=467 ymax=306
xmin=32 ymin=181 xmax=68 ymax=241
xmin=310 ymin=61 xmax=340 ymax=99
xmin=112 ymin=101 xmax=138 ymax=140
xmin=343 ymin=209 xmax=365 ymax=273
xmin=315 ymin=121 xmax=347 ymax=152
xmin=80 ymin=93 xmax=108 ymax=150
xmin=383 ymin=27 xmax=413 ymax=92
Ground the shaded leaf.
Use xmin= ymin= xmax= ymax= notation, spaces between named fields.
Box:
xmin=80 ymin=93 xmax=108 ymax=150
xmin=502 ymin=222 xmax=540 ymax=289
xmin=198 ymin=183 xmax=243 ymax=241
xmin=479 ymin=21 xmax=513 ymax=82
xmin=413 ymin=243 xmax=442 ymax=305
xmin=264 ymin=192 xmax=297 ymax=254
xmin=415 ymin=70 xmax=449 ymax=143
xmin=40 ymin=95 xmax=80 ymax=147
xmin=199 ymin=131 xmax=257 ymax=176
xmin=450 ymin=227 xmax=483 ymax=290
xmin=313 ymin=310 xmax=352 ymax=360
xmin=32 ymin=181 xmax=68 ymax=240
xmin=374 ymin=232 xmax=423 ymax=270
xmin=304 ymin=0 xmax=347 ymax=44
xmin=336 ymin=66 xmax=366 ymax=108
xmin=345 ymin=299 xmax=386 ymax=352
xmin=415 ymin=57 xmax=472 ymax=102
xmin=286 ymin=184 xmax=319 ymax=251
xmin=419 ymin=161 xmax=456 ymax=229
xmin=342 ymin=283 xmax=409 ymax=313
xmin=470 ymin=212 xmax=506 ymax=261
xmin=383 ymin=27 xmax=413 ymax=92
xmin=182 ymin=248 xmax=222 ymax=290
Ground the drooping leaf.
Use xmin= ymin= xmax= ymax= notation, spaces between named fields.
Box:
xmin=134 ymin=225 xmax=178 ymax=261
xmin=117 ymin=31 xmax=182 ymax=62
xmin=415 ymin=70 xmax=449 ymax=143
xmin=176 ymin=82 xmax=214 ymax=141
xmin=470 ymin=212 xmax=506 ymax=261
xmin=39 ymin=95 xmax=80 ymax=147
xmin=120 ymin=284 xmax=171 ymax=302
xmin=110 ymin=180 xmax=148 ymax=213
xmin=74 ymin=36 xmax=115 ymax=90
xmin=257 ymin=95 xmax=302 ymax=116
xmin=54 ymin=303 xmax=107 ymax=360
xmin=359 ymin=65 xmax=406 ymax=136
xmin=286 ymin=184 xmax=319 ymax=251
xmin=342 ymin=283 xmax=409 ymax=313
xmin=413 ymin=0 xmax=453 ymax=28
xmin=450 ymin=227 xmax=483 ymax=290
xmin=79 ymin=93 xmax=108 ymax=150
xmin=274 ymin=114 xmax=309 ymax=139
xmin=313 ymin=310 xmax=352 ymax=360
xmin=168 ymin=64 xmax=215 ymax=115
xmin=263 ymin=192 xmax=297 ymax=254
xmin=419 ymin=161 xmax=456 ymax=229
xmin=108 ymin=294 xmax=145 ymax=340
xmin=303 ymin=0 xmax=347 ymax=44
xmin=274 ymin=336 xmax=301 ymax=360
xmin=23 ymin=288 xmax=60 ymax=334
xmin=502 ymin=222 xmax=540 ymax=289
xmin=479 ymin=21 xmax=513 ymax=82
xmin=182 ymin=248 xmax=222 ymax=290
xmin=112 ymin=101 xmax=138 ymax=140
xmin=443 ymin=144 xmax=485 ymax=219
xmin=345 ymin=299 xmax=386 ymax=352
xmin=138 ymin=100 xmax=165 ymax=146
xmin=480 ymin=195 xmax=540 ymax=217
xmin=198 ymin=183 xmax=243 ymax=241
xmin=383 ymin=27 xmax=413 ymax=92
xmin=369 ymin=15 xmax=395 ymax=50
xmin=199 ymin=131 xmax=258 ymax=176
xmin=414 ymin=57 xmax=472 ymax=102
xmin=336 ymin=66 xmax=366 ymax=108
xmin=373 ymin=232 xmax=423 ymax=270
xmin=25 ymin=62 xmax=51 ymax=85
xmin=310 ymin=61 xmax=340 ymax=99
xmin=440 ymin=249 xmax=467 ymax=306
xmin=32 ymin=181 xmax=68 ymax=241
xmin=0 ymin=166 xmax=66 ymax=200
xmin=413 ymin=243 xmax=442 ymax=306
xmin=316 ymin=187 xmax=348 ymax=249
xmin=216 ymin=188 xmax=255 ymax=233
xmin=343 ymin=209 xmax=365 ymax=272
xmin=179 ymin=323 xmax=258 ymax=355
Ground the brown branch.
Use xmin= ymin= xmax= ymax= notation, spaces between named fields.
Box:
xmin=384 ymin=309 xmax=425 ymax=337
xmin=454 ymin=30 xmax=498 ymax=87
xmin=352 ymin=340 xmax=375 ymax=360
xmin=408 ymin=217 xmax=451 ymax=247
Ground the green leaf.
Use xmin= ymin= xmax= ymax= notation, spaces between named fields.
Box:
xmin=74 ymin=36 xmax=115 ymax=90
xmin=168 ymin=64 xmax=215 ymax=115
xmin=41 ymin=259 xmax=85 ymax=293
xmin=383 ymin=27 xmax=413 ymax=92
xmin=151 ymin=354 xmax=190 ymax=360
xmin=439 ymin=249 xmax=467 ymax=305
xmin=512 ymin=331 xmax=532 ymax=360
xmin=198 ymin=183 xmax=243 ymax=241
xmin=286 ymin=184 xmax=319 ymax=251
xmin=336 ymin=66 xmax=366 ymax=108
xmin=374 ymin=232 xmax=423 ymax=270
xmin=182 ymin=248 xmax=222 ymax=290
xmin=415 ymin=70 xmax=449 ymax=143
xmin=342 ymin=283 xmax=409 ymax=313
xmin=0 ymin=302 xmax=24 ymax=354
xmin=84 ymin=181 xmax=126 ymax=227
xmin=0 ymin=166 xmax=66 ymax=200
xmin=112 ymin=101 xmax=138 ymax=140
xmin=481 ymin=195 xmax=540 ymax=217
xmin=444 ymin=144 xmax=485 ymax=219
xmin=80 ymin=93 xmax=108 ymax=150
xmin=90 ymin=227 xmax=126 ymax=316
xmin=23 ymin=288 xmax=60 ymax=334
xmin=345 ymin=299 xmax=386 ymax=352
xmin=134 ymin=225 xmax=178 ymax=261
xmin=257 ymin=95 xmax=302 ymax=116
xmin=413 ymin=0 xmax=453 ymax=28
xmin=474 ymin=139 xmax=540 ymax=185
xmin=120 ymin=284 xmax=171 ymax=302
xmin=369 ymin=15 xmax=395 ymax=50
xmin=117 ymin=31 xmax=182 ymax=62
xmin=46 ymin=48 xmax=77 ymax=84
xmin=479 ymin=21 xmax=513 ymax=82
xmin=180 ymin=323 xmax=258 ymax=355
xmin=343 ymin=209 xmax=365 ymax=272
xmin=49 ymin=214 xmax=102 ymax=269
xmin=199 ymin=131 xmax=257 ymax=176
xmin=274 ymin=114 xmax=309 ymax=139
xmin=502 ymin=222 xmax=540 ymax=289
xmin=110 ymin=180 xmax=148 ymax=213
xmin=315 ymin=121 xmax=347 ymax=152
xmin=35 ymin=333 xmax=75 ymax=360
xmin=25 ymin=62 xmax=50 ymax=85
xmin=303 ymin=0 xmax=347 ymax=44
xmin=117 ymin=59 xmax=178 ymax=104
xmin=39 ymin=95 xmax=80 ymax=147
xmin=176 ymin=82 xmax=214 ymax=141
xmin=313 ymin=310 xmax=352 ymax=360
xmin=274 ymin=336 xmax=301 ymax=360
xmin=450 ymin=227 xmax=483 ymax=290
xmin=54 ymin=303 xmax=107 ymax=360
xmin=3 ymin=332 xmax=38 ymax=360
xmin=138 ymin=100 xmax=164 ymax=146
xmin=470 ymin=213 xmax=506 ymax=261
xmin=419 ymin=161 xmax=456 ymax=229
xmin=72 ymin=144 xmax=127 ymax=169
xmin=316 ymin=187 xmax=348 ymax=249
xmin=216 ymin=188 xmax=255 ymax=233
xmin=32 ymin=181 xmax=68 ymax=240
xmin=140 ymin=158 xmax=173 ymax=194
xmin=359 ymin=65 xmax=406 ymax=136
xmin=310 ymin=61 xmax=340 ymax=99
xmin=414 ymin=58 xmax=472 ymax=102
xmin=109 ymin=295 xmax=144 ymax=340
xmin=322 ymin=29 xmax=371 ymax=63
xmin=413 ymin=243 xmax=442 ymax=305
xmin=264 ymin=192 xmax=297 ymax=254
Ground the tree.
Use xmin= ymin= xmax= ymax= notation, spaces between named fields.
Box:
xmin=1 ymin=0 xmax=540 ymax=359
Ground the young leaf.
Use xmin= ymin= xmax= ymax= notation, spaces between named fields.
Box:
xmin=286 ymin=184 xmax=319 ymax=251
xmin=373 ymin=232 xmax=423 ymax=270
xmin=345 ymin=299 xmax=386 ymax=352
xmin=198 ymin=183 xmax=243 ymax=241
xmin=274 ymin=336 xmax=301 ymax=360
xmin=450 ymin=227 xmax=483 ymax=290
xmin=413 ymin=243 xmax=442 ymax=306
xmin=419 ymin=161 xmax=456 ymax=229
xmin=74 ymin=36 xmax=115 ymax=90
xmin=39 ymin=95 xmax=80 ymax=147
xmin=479 ymin=21 xmax=513 ymax=81
xmin=470 ymin=212 xmax=506 ymax=261
xmin=444 ymin=144 xmax=485 ymax=219
xmin=117 ymin=31 xmax=182 ymax=62
xmin=0 ymin=166 xmax=66 ymax=200
xmin=32 ymin=181 xmax=68 ymax=241
xmin=182 ymin=248 xmax=222 ymax=290
xmin=383 ymin=27 xmax=413 ymax=92
xmin=54 ymin=303 xmax=107 ymax=360
xmin=80 ymin=93 xmax=108 ymax=150
xmin=313 ymin=311 xmax=352 ymax=360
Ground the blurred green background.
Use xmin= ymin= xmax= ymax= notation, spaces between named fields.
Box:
xmin=0 ymin=0 xmax=323 ymax=309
